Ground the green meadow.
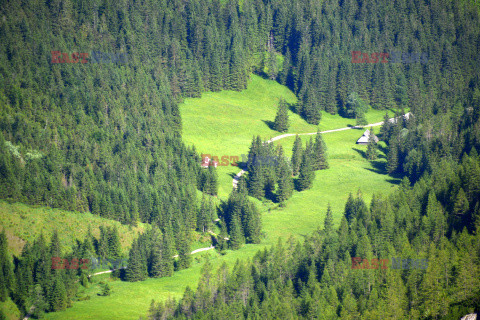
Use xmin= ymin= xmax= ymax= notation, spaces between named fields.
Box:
xmin=0 ymin=201 xmax=146 ymax=256
xmin=40 ymin=74 xmax=401 ymax=320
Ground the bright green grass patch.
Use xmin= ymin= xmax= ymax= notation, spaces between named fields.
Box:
xmin=0 ymin=201 xmax=146 ymax=256
xmin=43 ymin=76 xmax=402 ymax=319
xmin=260 ymin=128 xmax=399 ymax=244
xmin=181 ymin=73 xmax=400 ymax=197
xmin=0 ymin=297 xmax=21 ymax=320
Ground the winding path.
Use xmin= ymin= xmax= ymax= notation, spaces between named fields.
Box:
xmin=232 ymin=113 xmax=410 ymax=188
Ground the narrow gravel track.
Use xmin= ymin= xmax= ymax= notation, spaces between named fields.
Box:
xmin=232 ymin=114 xmax=409 ymax=188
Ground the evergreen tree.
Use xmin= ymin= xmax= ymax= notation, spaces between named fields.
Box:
xmin=49 ymin=274 xmax=67 ymax=311
xmin=176 ymin=226 xmax=192 ymax=271
xmin=101 ymin=283 xmax=111 ymax=296
xmin=324 ymin=204 xmax=334 ymax=234
xmin=125 ymin=239 xmax=147 ymax=282
xmin=274 ymin=99 xmax=289 ymax=132
xmin=149 ymin=228 xmax=163 ymax=278
xmin=276 ymin=147 xmax=294 ymax=203
xmin=312 ymin=132 xmax=328 ymax=170
xmin=160 ymin=223 xmax=175 ymax=277
xmin=297 ymin=147 xmax=315 ymax=191
xmin=0 ymin=230 xmax=14 ymax=301
xmin=229 ymin=213 xmax=245 ymax=250
xmin=291 ymin=135 xmax=303 ymax=176
xmin=366 ymin=128 xmax=378 ymax=161
xmin=387 ymin=139 xmax=399 ymax=174
xmin=108 ymin=226 xmax=122 ymax=260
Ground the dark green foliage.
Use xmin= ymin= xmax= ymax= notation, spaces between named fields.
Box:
xmin=296 ymin=140 xmax=315 ymax=191
xmin=222 ymin=177 xmax=261 ymax=249
xmin=312 ymin=132 xmax=328 ymax=170
xmin=324 ymin=204 xmax=334 ymax=234
xmin=276 ymin=147 xmax=294 ymax=203
xmin=175 ymin=226 xmax=192 ymax=271
xmin=273 ymin=99 xmax=289 ymax=132
xmin=345 ymin=92 xmax=368 ymax=119
xmin=246 ymin=136 xmax=277 ymax=200
xmin=197 ymin=193 xmax=215 ymax=233
xmin=229 ymin=213 xmax=245 ymax=250
xmin=366 ymin=128 xmax=378 ymax=161
xmin=0 ymin=231 xmax=14 ymax=302
xmin=149 ymin=154 xmax=480 ymax=319
xmin=101 ymin=283 xmax=111 ymax=296
xmin=49 ymin=275 xmax=67 ymax=311
xmin=125 ymin=239 xmax=147 ymax=282
xmin=291 ymin=135 xmax=303 ymax=176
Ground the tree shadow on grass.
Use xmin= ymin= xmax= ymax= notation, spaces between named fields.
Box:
xmin=377 ymin=143 xmax=388 ymax=155
xmin=386 ymin=178 xmax=402 ymax=185
xmin=365 ymin=159 xmax=388 ymax=174
xmin=352 ymin=147 xmax=367 ymax=159
xmin=262 ymin=120 xmax=276 ymax=131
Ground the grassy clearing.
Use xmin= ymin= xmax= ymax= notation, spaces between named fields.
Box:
xmin=0 ymin=201 xmax=146 ymax=256
xmin=0 ymin=298 xmax=21 ymax=320
xmin=42 ymin=75 xmax=401 ymax=319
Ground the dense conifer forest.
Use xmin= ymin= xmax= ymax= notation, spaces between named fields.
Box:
xmin=1 ymin=0 xmax=480 ymax=318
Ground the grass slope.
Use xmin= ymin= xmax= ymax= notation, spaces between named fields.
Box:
xmin=42 ymin=74 xmax=401 ymax=319
xmin=0 ymin=201 xmax=146 ymax=256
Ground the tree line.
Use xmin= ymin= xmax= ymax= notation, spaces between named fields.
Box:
xmin=145 ymin=150 xmax=480 ymax=320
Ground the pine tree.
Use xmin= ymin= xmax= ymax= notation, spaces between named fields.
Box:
xmin=274 ymin=99 xmax=289 ymax=132
xmin=160 ymin=223 xmax=175 ymax=277
xmin=149 ymin=228 xmax=163 ymax=278
xmin=101 ymin=283 xmax=111 ymax=296
xmin=125 ymin=239 xmax=147 ymax=282
xmin=276 ymin=147 xmax=294 ymax=203
xmin=197 ymin=193 xmax=212 ymax=233
xmin=0 ymin=230 xmax=14 ymax=301
xmin=243 ymin=202 xmax=262 ymax=244
xmin=366 ymin=128 xmax=378 ymax=161
xmin=387 ymin=139 xmax=399 ymax=174
xmin=453 ymin=188 xmax=469 ymax=217
xmin=291 ymin=135 xmax=303 ymax=176
xmin=297 ymin=147 xmax=315 ymax=191
xmin=312 ymin=132 xmax=328 ymax=170
xmin=108 ymin=226 xmax=122 ymax=259
xmin=176 ymin=226 xmax=192 ymax=270
xmin=49 ymin=274 xmax=67 ymax=311
xmin=98 ymin=226 xmax=109 ymax=260
xmin=229 ymin=213 xmax=245 ymax=250
xmin=324 ymin=204 xmax=334 ymax=234
xmin=206 ymin=165 xmax=218 ymax=196
xmin=248 ymin=166 xmax=265 ymax=199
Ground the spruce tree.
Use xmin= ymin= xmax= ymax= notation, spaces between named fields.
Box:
xmin=197 ymin=193 xmax=210 ymax=233
xmin=312 ymin=132 xmax=328 ymax=170
xmin=176 ymin=226 xmax=192 ymax=270
xmin=291 ymin=135 xmax=303 ymax=176
xmin=49 ymin=274 xmax=67 ymax=311
xmin=366 ymin=128 xmax=378 ymax=161
xmin=324 ymin=204 xmax=334 ymax=234
xmin=243 ymin=202 xmax=262 ymax=244
xmin=297 ymin=147 xmax=315 ymax=191
xmin=276 ymin=148 xmax=294 ymax=203
xmin=160 ymin=223 xmax=175 ymax=277
xmin=387 ymin=139 xmax=399 ymax=174
xmin=0 ymin=230 xmax=14 ymax=300
xmin=125 ymin=239 xmax=147 ymax=282
xmin=229 ymin=213 xmax=245 ymax=250
xmin=274 ymin=99 xmax=289 ymax=132
xmin=108 ymin=226 xmax=122 ymax=260
xmin=150 ymin=228 xmax=163 ymax=278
